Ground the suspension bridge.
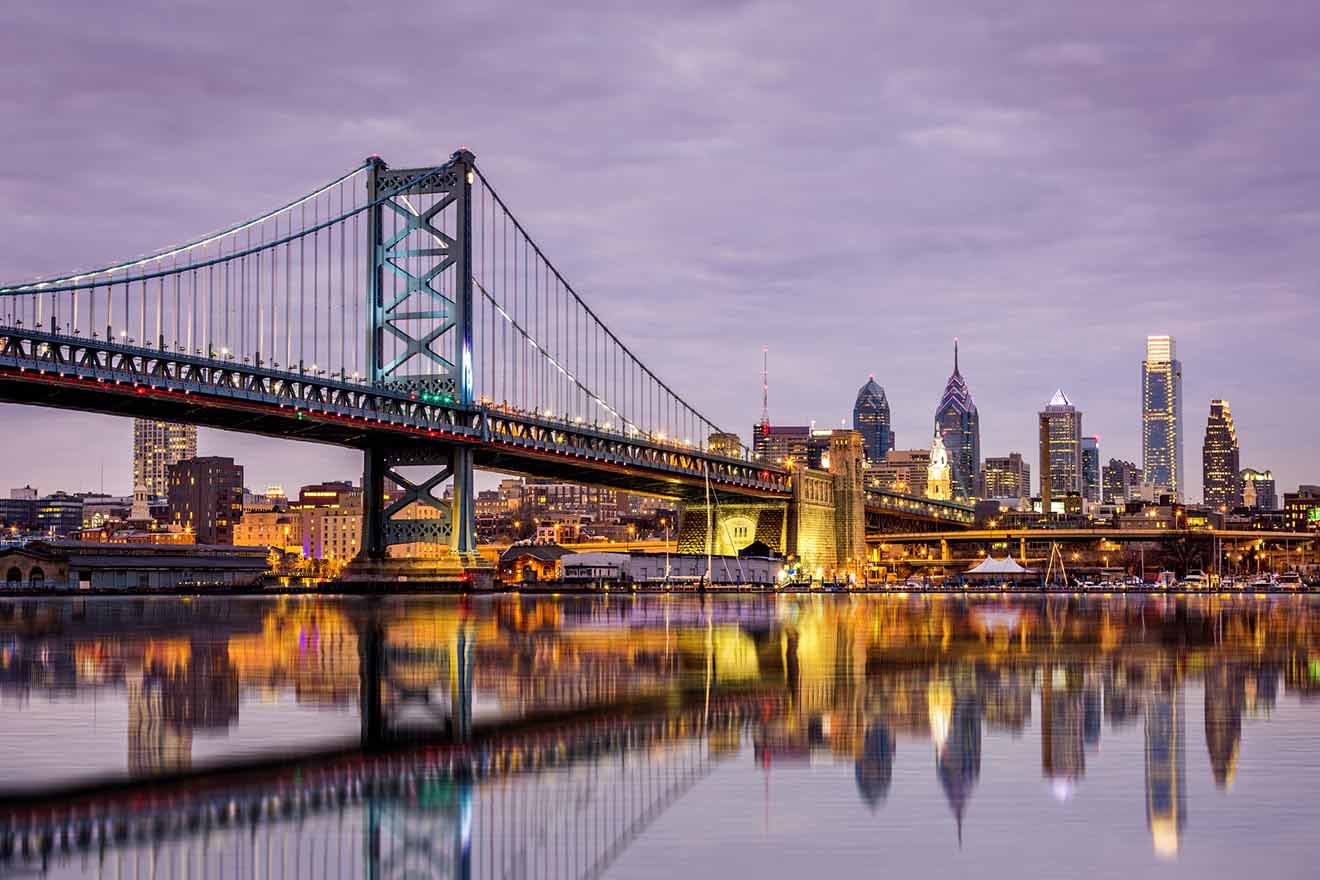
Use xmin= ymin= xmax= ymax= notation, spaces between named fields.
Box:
xmin=0 ymin=150 xmax=966 ymax=586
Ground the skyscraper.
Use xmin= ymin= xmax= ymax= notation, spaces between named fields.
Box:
xmin=1202 ymin=399 xmax=1240 ymax=509
xmin=133 ymin=419 xmax=197 ymax=499
xmin=1081 ymin=436 xmax=1101 ymax=503
xmin=1038 ymin=390 xmax=1082 ymax=511
xmin=981 ymin=453 xmax=1031 ymax=500
xmin=1142 ymin=336 xmax=1184 ymax=501
xmin=934 ymin=340 xmax=980 ymax=500
xmin=852 ymin=376 xmax=895 ymax=464
xmin=1103 ymin=459 xmax=1143 ymax=504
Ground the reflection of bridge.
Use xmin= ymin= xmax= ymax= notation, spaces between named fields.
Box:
xmin=0 ymin=697 xmax=747 ymax=880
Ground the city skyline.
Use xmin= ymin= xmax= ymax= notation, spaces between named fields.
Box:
xmin=2 ymin=2 xmax=1318 ymax=501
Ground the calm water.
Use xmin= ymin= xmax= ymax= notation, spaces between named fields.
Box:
xmin=2 ymin=593 xmax=1319 ymax=878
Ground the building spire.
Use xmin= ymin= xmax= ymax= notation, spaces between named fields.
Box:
xmin=953 ymin=337 xmax=960 ymax=375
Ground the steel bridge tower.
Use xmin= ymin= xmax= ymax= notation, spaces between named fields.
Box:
xmin=352 ymin=150 xmax=485 ymax=581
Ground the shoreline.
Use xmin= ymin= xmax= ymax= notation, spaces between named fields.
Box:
xmin=0 ymin=584 xmax=1315 ymax=598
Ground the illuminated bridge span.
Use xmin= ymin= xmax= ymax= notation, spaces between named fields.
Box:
xmin=864 ymin=488 xmax=975 ymax=534
xmin=0 ymin=152 xmax=790 ymax=581
xmin=0 ymin=698 xmax=755 ymax=880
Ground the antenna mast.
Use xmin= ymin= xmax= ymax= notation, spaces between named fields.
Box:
xmin=760 ymin=345 xmax=769 ymax=429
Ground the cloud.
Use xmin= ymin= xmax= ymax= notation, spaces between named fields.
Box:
xmin=1 ymin=0 xmax=1318 ymax=499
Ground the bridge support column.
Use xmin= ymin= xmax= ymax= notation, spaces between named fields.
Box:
xmin=341 ymin=445 xmax=493 ymax=589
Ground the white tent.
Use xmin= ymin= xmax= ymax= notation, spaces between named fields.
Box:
xmin=965 ymin=555 xmax=1032 ymax=576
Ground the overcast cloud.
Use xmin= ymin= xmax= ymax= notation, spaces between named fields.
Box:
xmin=3 ymin=0 xmax=1318 ymax=499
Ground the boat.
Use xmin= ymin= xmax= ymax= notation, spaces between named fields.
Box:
xmin=1179 ymin=570 xmax=1208 ymax=591
xmin=1278 ymin=572 xmax=1304 ymax=591
xmin=1248 ymin=574 xmax=1276 ymax=590
xmin=1156 ymin=571 xmax=1178 ymax=590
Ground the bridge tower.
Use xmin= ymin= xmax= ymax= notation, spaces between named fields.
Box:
xmin=345 ymin=151 xmax=491 ymax=587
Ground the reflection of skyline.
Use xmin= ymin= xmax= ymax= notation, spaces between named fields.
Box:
xmin=1145 ymin=684 xmax=1187 ymax=859
xmin=0 ymin=592 xmax=1308 ymax=859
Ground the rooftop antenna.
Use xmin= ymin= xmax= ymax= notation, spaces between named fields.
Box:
xmin=953 ymin=337 xmax=960 ymax=374
xmin=760 ymin=345 xmax=770 ymax=430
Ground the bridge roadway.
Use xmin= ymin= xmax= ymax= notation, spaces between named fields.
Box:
xmin=0 ymin=327 xmax=788 ymax=502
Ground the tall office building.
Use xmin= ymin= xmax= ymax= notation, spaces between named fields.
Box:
xmin=167 ymin=457 xmax=244 ymax=544
xmin=1038 ymin=390 xmax=1083 ymax=511
xmin=1103 ymin=459 xmax=1144 ymax=504
xmin=934 ymin=341 xmax=980 ymax=500
xmin=1202 ymin=400 xmax=1240 ymax=509
xmin=853 ymin=376 xmax=895 ymax=464
xmin=133 ymin=420 xmax=197 ymax=499
xmin=1081 ymin=436 xmax=1101 ymax=503
xmin=752 ymin=424 xmax=812 ymax=468
xmin=1238 ymin=468 xmax=1276 ymax=511
xmin=1142 ymin=336 xmax=1184 ymax=501
xmin=981 ymin=453 xmax=1031 ymax=500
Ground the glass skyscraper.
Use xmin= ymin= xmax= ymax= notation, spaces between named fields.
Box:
xmin=1038 ymin=390 xmax=1082 ymax=510
xmin=1202 ymin=399 xmax=1240 ymax=509
xmin=853 ymin=376 xmax=894 ymax=465
xmin=1141 ymin=336 xmax=1183 ymax=501
xmin=934 ymin=341 xmax=980 ymax=501
xmin=1081 ymin=436 xmax=1101 ymax=503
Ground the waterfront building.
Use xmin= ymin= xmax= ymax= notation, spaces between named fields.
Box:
xmin=1038 ymin=390 xmax=1083 ymax=511
xmin=305 ymin=506 xmax=363 ymax=562
xmin=132 ymin=420 xmax=197 ymax=499
xmin=853 ymin=376 xmax=895 ymax=464
xmin=166 ymin=457 xmax=244 ymax=544
xmin=291 ymin=481 xmax=359 ymax=510
xmin=232 ymin=511 xmax=304 ymax=555
xmin=0 ymin=495 xmax=38 ymax=531
xmin=1283 ymin=485 xmax=1320 ymax=532
xmin=1239 ymin=468 xmax=1277 ymax=511
xmin=753 ymin=423 xmax=812 ymax=468
xmin=35 ymin=492 xmax=84 ymax=537
xmin=1142 ymin=336 xmax=1184 ymax=500
xmin=1202 ymin=400 xmax=1240 ymax=510
xmin=1081 ymin=437 xmax=1101 ymax=503
xmin=927 ymin=433 xmax=953 ymax=501
xmin=981 ymin=453 xmax=1031 ymax=500
xmin=0 ymin=540 xmax=266 ymax=590
xmin=870 ymin=448 xmax=930 ymax=497
xmin=934 ymin=341 xmax=980 ymax=500
xmin=1102 ymin=459 xmax=1143 ymax=504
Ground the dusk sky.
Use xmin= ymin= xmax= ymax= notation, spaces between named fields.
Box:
xmin=3 ymin=0 xmax=1318 ymax=500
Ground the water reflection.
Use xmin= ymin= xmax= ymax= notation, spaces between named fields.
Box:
xmin=2 ymin=593 xmax=1320 ymax=877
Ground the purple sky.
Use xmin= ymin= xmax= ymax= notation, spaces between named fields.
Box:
xmin=3 ymin=0 xmax=1319 ymax=500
